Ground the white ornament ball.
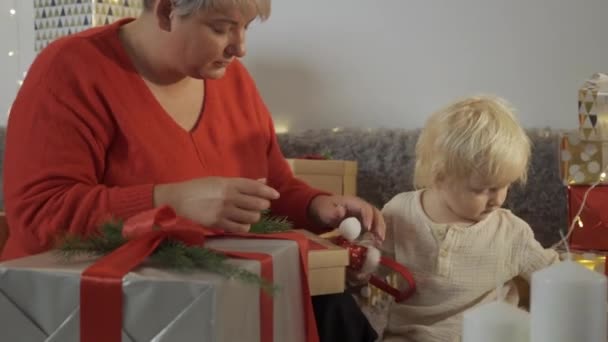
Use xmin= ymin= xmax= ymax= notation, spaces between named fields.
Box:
xmin=338 ymin=217 xmax=362 ymax=241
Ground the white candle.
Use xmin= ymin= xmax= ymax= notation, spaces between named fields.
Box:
xmin=531 ymin=260 xmax=607 ymax=342
xmin=462 ymin=301 xmax=530 ymax=342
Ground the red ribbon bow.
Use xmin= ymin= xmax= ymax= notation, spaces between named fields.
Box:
xmin=80 ymin=206 xmax=319 ymax=342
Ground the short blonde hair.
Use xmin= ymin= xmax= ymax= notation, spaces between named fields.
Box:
xmin=143 ymin=0 xmax=271 ymax=21
xmin=414 ymin=95 xmax=531 ymax=188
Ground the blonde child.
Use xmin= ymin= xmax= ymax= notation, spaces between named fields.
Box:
xmin=380 ymin=96 xmax=559 ymax=342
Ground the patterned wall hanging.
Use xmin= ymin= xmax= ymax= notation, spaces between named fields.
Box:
xmin=34 ymin=0 xmax=143 ymax=52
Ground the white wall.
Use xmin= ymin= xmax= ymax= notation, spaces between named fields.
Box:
xmin=243 ymin=0 xmax=608 ymax=131
xmin=0 ymin=0 xmax=34 ymax=125
xmin=1 ymin=0 xmax=607 ymax=131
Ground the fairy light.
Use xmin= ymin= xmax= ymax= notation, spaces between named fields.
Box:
xmin=7 ymin=1 xmax=23 ymax=89
xmin=553 ymin=163 xmax=608 ymax=249
xmin=4 ymin=0 xmax=23 ymax=121
xmin=274 ymin=124 xmax=289 ymax=134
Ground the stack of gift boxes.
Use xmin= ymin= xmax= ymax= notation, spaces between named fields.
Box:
xmin=0 ymin=158 xmax=359 ymax=341
xmin=560 ymin=73 xmax=608 ymax=268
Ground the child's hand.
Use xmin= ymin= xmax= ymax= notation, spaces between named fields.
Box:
xmin=347 ymin=268 xmax=372 ymax=286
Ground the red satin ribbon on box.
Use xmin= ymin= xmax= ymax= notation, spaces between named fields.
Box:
xmin=80 ymin=206 xmax=319 ymax=342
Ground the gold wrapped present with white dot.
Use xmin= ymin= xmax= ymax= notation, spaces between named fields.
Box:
xmin=560 ymin=131 xmax=608 ymax=185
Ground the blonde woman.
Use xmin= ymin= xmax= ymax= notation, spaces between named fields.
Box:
xmin=380 ymin=96 xmax=559 ymax=341
xmin=3 ymin=1 xmax=381 ymax=340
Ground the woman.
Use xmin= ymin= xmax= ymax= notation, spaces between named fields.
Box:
xmin=3 ymin=0 xmax=382 ymax=340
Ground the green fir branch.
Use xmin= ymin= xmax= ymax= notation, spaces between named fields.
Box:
xmin=321 ymin=149 xmax=333 ymax=160
xmin=55 ymin=220 xmax=126 ymax=259
xmin=56 ymin=213 xmax=291 ymax=295
xmin=250 ymin=210 xmax=293 ymax=234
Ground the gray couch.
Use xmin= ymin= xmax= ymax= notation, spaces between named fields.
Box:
xmin=278 ymin=128 xmax=567 ymax=247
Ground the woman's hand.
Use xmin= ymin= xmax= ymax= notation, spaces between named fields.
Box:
xmin=153 ymin=177 xmax=279 ymax=232
xmin=308 ymin=195 xmax=386 ymax=242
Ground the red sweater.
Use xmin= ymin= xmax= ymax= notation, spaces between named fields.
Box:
xmin=2 ymin=19 xmax=324 ymax=261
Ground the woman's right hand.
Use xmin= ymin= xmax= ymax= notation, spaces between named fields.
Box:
xmin=153 ymin=177 xmax=280 ymax=233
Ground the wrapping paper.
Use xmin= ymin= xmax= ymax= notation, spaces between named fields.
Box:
xmin=0 ymin=238 xmax=305 ymax=342
xmin=579 ymin=73 xmax=608 ymax=141
xmin=34 ymin=0 xmax=143 ymax=52
xmin=568 ymin=185 xmax=608 ymax=251
xmin=560 ymin=132 xmax=608 ymax=185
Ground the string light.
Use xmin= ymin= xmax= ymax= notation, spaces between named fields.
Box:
xmin=9 ymin=1 xmax=24 ymax=89
xmin=4 ymin=0 xmax=24 ymax=121
xmin=274 ymin=124 xmax=289 ymax=134
xmin=552 ymin=163 xmax=608 ymax=249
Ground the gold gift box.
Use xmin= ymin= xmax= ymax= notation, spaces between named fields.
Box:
xmin=287 ymin=159 xmax=357 ymax=196
xmin=295 ymin=229 xmax=349 ymax=296
xmin=560 ymin=250 xmax=606 ymax=274
xmin=578 ymin=73 xmax=608 ymax=141
xmin=560 ymin=132 xmax=608 ymax=185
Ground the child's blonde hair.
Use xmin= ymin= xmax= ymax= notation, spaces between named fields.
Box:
xmin=414 ymin=95 xmax=531 ymax=188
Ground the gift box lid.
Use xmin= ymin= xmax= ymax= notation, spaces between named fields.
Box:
xmin=294 ymin=229 xmax=349 ymax=268
xmin=286 ymin=159 xmax=357 ymax=176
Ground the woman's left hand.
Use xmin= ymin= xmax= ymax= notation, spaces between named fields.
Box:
xmin=308 ymin=195 xmax=386 ymax=241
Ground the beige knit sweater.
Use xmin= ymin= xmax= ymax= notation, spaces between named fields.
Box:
xmin=381 ymin=190 xmax=559 ymax=342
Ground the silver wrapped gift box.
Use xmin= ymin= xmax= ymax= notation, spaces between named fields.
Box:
xmin=0 ymin=238 xmax=306 ymax=342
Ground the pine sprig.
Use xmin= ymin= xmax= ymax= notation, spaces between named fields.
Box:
xmin=56 ymin=212 xmax=292 ymax=295
xmin=56 ymin=220 xmax=126 ymax=259
xmin=250 ymin=210 xmax=292 ymax=234
xmin=149 ymin=241 xmax=279 ymax=294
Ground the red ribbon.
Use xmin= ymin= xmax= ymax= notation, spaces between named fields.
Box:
xmin=369 ymin=257 xmax=416 ymax=302
xmin=80 ymin=206 xmax=319 ymax=342
xmin=332 ymin=236 xmax=416 ymax=303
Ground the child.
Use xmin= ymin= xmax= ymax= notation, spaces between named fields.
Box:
xmin=380 ymin=96 xmax=559 ymax=342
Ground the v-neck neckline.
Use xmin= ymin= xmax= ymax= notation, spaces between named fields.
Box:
xmin=111 ymin=18 xmax=208 ymax=136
